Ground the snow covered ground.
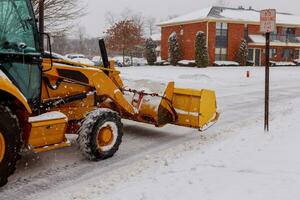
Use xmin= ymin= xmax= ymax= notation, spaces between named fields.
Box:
xmin=1 ymin=66 xmax=300 ymax=200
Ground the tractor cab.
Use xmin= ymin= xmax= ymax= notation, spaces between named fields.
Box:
xmin=0 ymin=0 xmax=42 ymax=109
xmin=0 ymin=0 xmax=70 ymax=161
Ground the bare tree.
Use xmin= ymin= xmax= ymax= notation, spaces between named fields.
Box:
xmin=146 ymin=17 xmax=157 ymax=36
xmin=105 ymin=8 xmax=145 ymax=34
xmin=77 ymin=26 xmax=86 ymax=53
xmin=31 ymin=0 xmax=86 ymax=35
xmin=105 ymin=20 xmax=144 ymax=65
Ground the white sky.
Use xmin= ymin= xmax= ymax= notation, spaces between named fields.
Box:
xmin=79 ymin=0 xmax=300 ymax=37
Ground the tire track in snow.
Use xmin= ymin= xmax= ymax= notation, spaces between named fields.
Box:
xmin=1 ymin=84 xmax=300 ymax=199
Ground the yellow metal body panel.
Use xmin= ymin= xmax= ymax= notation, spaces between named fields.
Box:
xmin=172 ymin=88 xmax=218 ymax=129
xmin=41 ymin=58 xmax=218 ymax=132
xmin=0 ymin=74 xmax=32 ymax=113
xmin=198 ymin=90 xmax=218 ymax=127
xmin=28 ymin=117 xmax=68 ymax=148
xmin=0 ymin=131 xmax=5 ymax=162
xmin=42 ymin=59 xmax=135 ymax=116
xmin=32 ymin=139 xmax=71 ymax=153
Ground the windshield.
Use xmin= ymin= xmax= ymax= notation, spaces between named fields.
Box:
xmin=0 ymin=0 xmax=39 ymax=54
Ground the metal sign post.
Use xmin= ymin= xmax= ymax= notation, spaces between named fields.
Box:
xmin=260 ymin=9 xmax=276 ymax=132
xmin=265 ymin=32 xmax=270 ymax=131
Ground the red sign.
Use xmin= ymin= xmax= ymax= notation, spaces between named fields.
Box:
xmin=260 ymin=9 xmax=276 ymax=33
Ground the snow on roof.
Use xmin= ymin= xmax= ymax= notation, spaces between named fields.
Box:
xmin=159 ymin=6 xmax=300 ymax=26
xmin=221 ymin=9 xmax=300 ymax=26
xmin=220 ymin=9 xmax=260 ymax=22
xmin=159 ymin=6 xmax=212 ymax=26
xmin=249 ymin=34 xmax=266 ymax=43
xmin=150 ymin=33 xmax=161 ymax=41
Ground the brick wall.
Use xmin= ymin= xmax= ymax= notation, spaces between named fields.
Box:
xmin=247 ymin=24 xmax=260 ymax=34
xmin=161 ymin=22 xmax=207 ymax=61
xmin=207 ymin=22 xmax=216 ymax=65
xmin=161 ymin=26 xmax=181 ymax=60
xmin=181 ymin=22 xmax=207 ymax=60
xmin=295 ymin=28 xmax=300 ymax=35
xmin=227 ymin=23 xmax=245 ymax=61
xmin=161 ymin=22 xmax=300 ymax=66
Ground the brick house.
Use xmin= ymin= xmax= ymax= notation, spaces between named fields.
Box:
xmin=158 ymin=6 xmax=300 ymax=66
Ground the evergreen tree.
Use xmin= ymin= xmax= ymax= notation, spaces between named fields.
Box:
xmin=195 ymin=31 xmax=209 ymax=67
xmin=236 ymin=39 xmax=248 ymax=66
xmin=145 ymin=38 xmax=157 ymax=65
xmin=168 ymin=32 xmax=181 ymax=66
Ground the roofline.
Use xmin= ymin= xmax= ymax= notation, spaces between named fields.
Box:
xmin=159 ymin=18 xmax=300 ymax=28
xmin=249 ymin=42 xmax=300 ymax=47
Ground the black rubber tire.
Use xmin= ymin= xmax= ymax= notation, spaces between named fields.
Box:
xmin=0 ymin=103 xmax=21 ymax=187
xmin=77 ymin=108 xmax=123 ymax=161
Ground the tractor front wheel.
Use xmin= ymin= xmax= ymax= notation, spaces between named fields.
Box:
xmin=0 ymin=103 xmax=21 ymax=187
xmin=78 ymin=109 xmax=123 ymax=161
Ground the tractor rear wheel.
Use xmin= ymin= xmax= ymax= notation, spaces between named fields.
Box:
xmin=0 ymin=103 xmax=21 ymax=187
xmin=78 ymin=108 xmax=123 ymax=161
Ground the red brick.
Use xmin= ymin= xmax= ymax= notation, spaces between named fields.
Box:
xmin=228 ymin=23 xmax=245 ymax=61
xmin=207 ymin=22 xmax=216 ymax=65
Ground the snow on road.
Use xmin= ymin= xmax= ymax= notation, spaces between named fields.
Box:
xmin=1 ymin=66 xmax=300 ymax=200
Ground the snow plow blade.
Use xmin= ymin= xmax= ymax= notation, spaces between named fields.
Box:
xmin=158 ymin=82 xmax=219 ymax=130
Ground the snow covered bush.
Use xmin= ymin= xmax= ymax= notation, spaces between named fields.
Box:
xmin=195 ymin=31 xmax=209 ymax=67
xmin=168 ymin=32 xmax=182 ymax=66
xmin=145 ymin=38 xmax=157 ymax=65
xmin=235 ymin=39 xmax=248 ymax=66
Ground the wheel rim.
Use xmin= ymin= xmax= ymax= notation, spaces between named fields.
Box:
xmin=97 ymin=126 xmax=114 ymax=147
xmin=0 ymin=131 xmax=5 ymax=162
xmin=96 ymin=121 xmax=119 ymax=152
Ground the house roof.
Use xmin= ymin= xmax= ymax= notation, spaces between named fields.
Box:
xmin=159 ymin=6 xmax=300 ymax=27
xmin=159 ymin=6 xmax=212 ymax=26
xmin=248 ymin=34 xmax=265 ymax=43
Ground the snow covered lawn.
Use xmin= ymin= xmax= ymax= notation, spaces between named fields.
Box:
xmin=101 ymin=66 xmax=300 ymax=200
xmin=2 ymin=66 xmax=300 ymax=200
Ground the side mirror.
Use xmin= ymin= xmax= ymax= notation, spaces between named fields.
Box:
xmin=40 ymin=32 xmax=53 ymax=72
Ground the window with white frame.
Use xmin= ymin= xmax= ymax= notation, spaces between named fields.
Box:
xmin=215 ymin=48 xmax=227 ymax=61
xmin=295 ymin=49 xmax=300 ymax=59
xmin=216 ymin=22 xmax=228 ymax=48
xmin=269 ymin=48 xmax=277 ymax=59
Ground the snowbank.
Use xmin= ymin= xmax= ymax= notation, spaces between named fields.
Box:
xmin=270 ymin=61 xmax=296 ymax=66
xmin=178 ymin=60 xmax=196 ymax=66
xmin=214 ymin=61 xmax=239 ymax=66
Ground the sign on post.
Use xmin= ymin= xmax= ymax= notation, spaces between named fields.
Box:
xmin=260 ymin=9 xmax=276 ymax=33
xmin=260 ymin=9 xmax=276 ymax=132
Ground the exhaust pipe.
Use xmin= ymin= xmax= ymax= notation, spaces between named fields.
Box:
xmin=98 ymin=39 xmax=110 ymax=69
xmin=39 ymin=0 xmax=44 ymax=52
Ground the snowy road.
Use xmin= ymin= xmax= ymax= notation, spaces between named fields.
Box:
xmin=1 ymin=66 xmax=300 ymax=200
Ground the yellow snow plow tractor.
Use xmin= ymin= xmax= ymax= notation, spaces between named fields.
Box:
xmin=0 ymin=0 xmax=218 ymax=186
